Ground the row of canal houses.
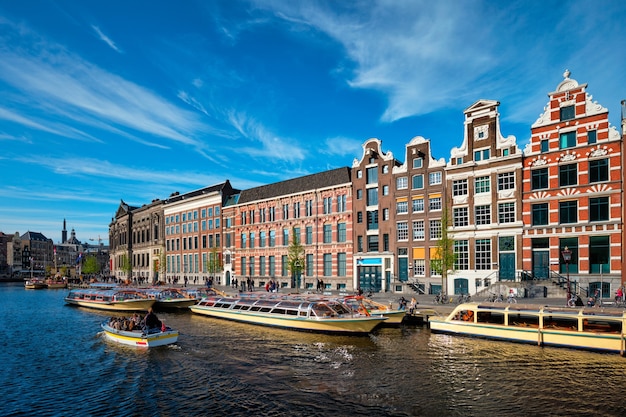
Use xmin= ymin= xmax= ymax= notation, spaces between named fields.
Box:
xmin=109 ymin=71 xmax=626 ymax=298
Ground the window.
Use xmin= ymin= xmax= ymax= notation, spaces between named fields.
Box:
xmin=559 ymin=163 xmax=577 ymax=187
xmin=413 ymin=158 xmax=423 ymax=169
xmin=323 ymin=197 xmax=332 ymax=214
xmin=429 ymin=219 xmax=442 ymax=239
xmin=337 ymin=253 xmax=346 ymax=276
xmin=357 ymin=236 xmax=363 ymax=252
xmin=283 ymin=229 xmax=289 ymax=246
xmin=323 ymin=254 xmax=332 ymax=277
xmin=323 ymin=224 xmax=332 ymax=243
xmin=259 ymin=256 xmax=266 ymax=276
xmin=356 ymin=189 xmax=362 ymax=200
xmin=588 ymin=130 xmax=597 ymax=144
xmin=499 ymin=236 xmax=514 ymax=251
xmin=559 ymin=201 xmax=578 ymax=224
xmin=382 ymin=165 xmax=389 ymax=174
xmin=474 ymin=149 xmax=490 ymax=161
xmin=531 ymin=168 xmax=548 ymax=190
xmin=412 ymin=175 xmax=424 ymax=189
xmin=589 ymin=159 xmax=609 ymax=183
xmin=412 ymin=198 xmax=424 ymax=212
xmin=540 ymin=139 xmax=549 ymax=153
xmin=452 ymin=179 xmax=468 ymax=196
xmin=259 ymin=231 xmax=266 ymax=248
xmin=249 ymin=232 xmax=255 ymax=249
xmin=429 ymin=197 xmax=441 ymax=211
xmin=475 ymin=176 xmax=490 ymax=194
xmin=270 ymin=230 xmax=276 ymax=247
xmin=337 ymin=223 xmax=346 ymax=242
xmin=367 ymin=235 xmax=378 ymax=252
xmin=367 ymin=210 xmax=378 ymax=230
xmin=429 ymin=172 xmax=442 ymax=185
xmin=382 ymin=208 xmax=389 ymax=221
xmin=531 ymin=203 xmax=548 ymax=226
xmin=382 ymin=185 xmax=389 ymax=196
xmin=560 ymin=105 xmax=575 ymax=121
xmin=396 ymin=201 xmax=408 ymax=214
xmin=559 ymin=131 xmax=576 ymax=149
xmin=414 ymin=259 xmax=425 ymax=276
xmin=241 ymin=234 xmax=247 ymax=249
xmin=366 ymin=166 xmax=378 ymax=184
xmin=454 ymin=240 xmax=469 ymax=270
xmin=357 ymin=212 xmax=363 ymax=223
xmin=413 ymin=220 xmax=425 ymax=240
xmin=498 ymin=202 xmax=515 ymax=223
xmin=396 ymin=177 xmax=408 ymax=190
xmin=589 ymin=197 xmax=609 ymax=222
xmin=366 ymin=188 xmax=378 ymax=206
xmin=305 ymin=200 xmax=313 ymax=217
xmin=475 ymin=205 xmax=491 ymax=225
xmin=453 ymin=207 xmax=468 ymax=227
xmin=356 ymin=170 xmax=362 ymax=179
xmin=475 ymin=239 xmax=491 ymax=270
xmin=497 ymin=172 xmax=515 ymax=191
xmin=397 ymin=222 xmax=408 ymax=241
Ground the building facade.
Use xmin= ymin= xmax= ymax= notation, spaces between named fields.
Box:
xmin=446 ymin=99 xmax=524 ymax=296
xmin=163 ymin=182 xmax=236 ymax=286
xmin=351 ymin=140 xmax=401 ymax=293
xmin=522 ymin=70 xmax=623 ymax=297
xmin=393 ymin=136 xmax=446 ymax=294
xmin=224 ymin=168 xmax=353 ymax=291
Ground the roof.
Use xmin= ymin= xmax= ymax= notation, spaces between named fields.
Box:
xmin=238 ymin=167 xmax=351 ymax=204
xmin=20 ymin=231 xmax=50 ymax=242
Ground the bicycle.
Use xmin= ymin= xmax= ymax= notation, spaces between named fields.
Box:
xmin=507 ymin=295 xmax=517 ymax=304
xmin=434 ymin=293 xmax=449 ymax=304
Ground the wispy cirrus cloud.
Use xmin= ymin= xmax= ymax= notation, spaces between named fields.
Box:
xmin=92 ymin=25 xmax=122 ymax=53
xmin=227 ymin=110 xmax=306 ymax=162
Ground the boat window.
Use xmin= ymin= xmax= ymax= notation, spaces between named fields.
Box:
xmin=312 ymin=304 xmax=337 ymax=318
xmin=476 ymin=311 xmax=505 ymax=325
xmin=259 ymin=307 xmax=272 ymax=313
xmin=285 ymin=309 xmax=298 ymax=316
xmin=582 ymin=319 xmax=622 ymax=333
xmin=214 ymin=302 xmax=233 ymax=308
xmin=452 ymin=309 xmax=474 ymax=322
xmin=271 ymin=308 xmax=286 ymax=315
xmin=509 ymin=313 xmax=539 ymax=328
xmin=249 ymin=306 xmax=262 ymax=312
xmin=543 ymin=316 xmax=577 ymax=331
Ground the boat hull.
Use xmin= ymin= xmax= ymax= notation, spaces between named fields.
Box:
xmin=429 ymin=303 xmax=626 ymax=355
xmin=101 ymin=322 xmax=178 ymax=348
xmin=65 ymin=298 xmax=156 ymax=312
xmin=190 ymin=304 xmax=385 ymax=334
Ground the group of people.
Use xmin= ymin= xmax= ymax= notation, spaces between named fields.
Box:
xmin=107 ymin=308 xmax=164 ymax=333
xmin=398 ymin=296 xmax=418 ymax=313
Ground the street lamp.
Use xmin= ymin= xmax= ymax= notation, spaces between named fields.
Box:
xmin=561 ymin=246 xmax=572 ymax=304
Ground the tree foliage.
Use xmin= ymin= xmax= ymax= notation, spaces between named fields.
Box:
xmin=432 ymin=206 xmax=456 ymax=294
xmin=82 ymin=255 xmax=100 ymax=275
xmin=288 ymin=227 xmax=305 ymax=287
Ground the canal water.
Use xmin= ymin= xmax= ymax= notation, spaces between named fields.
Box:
xmin=1 ymin=282 xmax=625 ymax=417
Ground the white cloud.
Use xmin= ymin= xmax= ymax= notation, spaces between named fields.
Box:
xmin=92 ymin=25 xmax=122 ymax=53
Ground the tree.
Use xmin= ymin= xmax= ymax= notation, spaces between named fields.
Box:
xmin=207 ymin=246 xmax=223 ymax=282
xmin=287 ymin=227 xmax=305 ymax=290
xmin=119 ymin=253 xmax=132 ymax=280
xmin=431 ymin=206 xmax=456 ymax=295
xmin=82 ymin=255 xmax=100 ymax=275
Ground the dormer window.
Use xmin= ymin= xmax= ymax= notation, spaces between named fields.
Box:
xmin=560 ymin=105 xmax=575 ymax=121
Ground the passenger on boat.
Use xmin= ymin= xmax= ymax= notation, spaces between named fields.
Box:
xmin=398 ymin=297 xmax=407 ymax=310
xmin=409 ymin=297 xmax=417 ymax=314
xmin=143 ymin=308 xmax=162 ymax=330
xmin=574 ymin=295 xmax=584 ymax=306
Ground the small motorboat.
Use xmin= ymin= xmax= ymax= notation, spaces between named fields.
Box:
xmin=24 ymin=279 xmax=47 ymax=289
xmin=101 ymin=317 xmax=179 ymax=348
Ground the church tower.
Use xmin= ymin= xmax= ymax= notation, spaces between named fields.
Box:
xmin=62 ymin=219 xmax=67 ymax=243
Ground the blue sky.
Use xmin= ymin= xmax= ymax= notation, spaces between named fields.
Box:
xmin=1 ymin=0 xmax=625 ymax=245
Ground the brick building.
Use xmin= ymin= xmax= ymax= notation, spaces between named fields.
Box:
xmin=522 ymin=70 xmax=623 ymax=298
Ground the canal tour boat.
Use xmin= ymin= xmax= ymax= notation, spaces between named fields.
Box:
xmin=64 ymin=288 xmax=155 ymax=311
xmin=341 ymin=295 xmax=407 ymax=325
xmin=101 ymin=318 xmax=179 ymax=348
xmin=24 ymin=279 xmax=47 ymax=289
xmin=143 ymin=288 xmax=199 ymax=310
xmin=429 ymin=302 xmax=626 ymax=356
xmin=189 ymin=293 xmax=387 ymax=334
